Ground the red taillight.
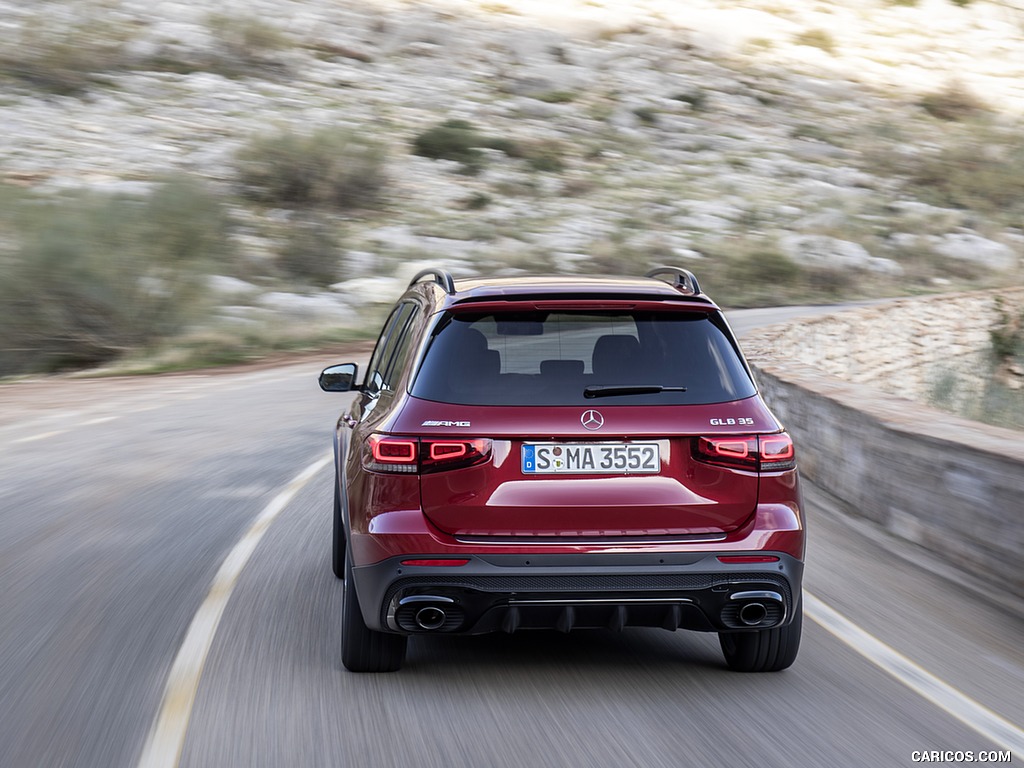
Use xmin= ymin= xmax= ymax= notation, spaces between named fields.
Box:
xmin=421 ymin=438 xmax=491 ymax=474
xmin=693 ymin=433 xmax=796 ymax=472
xmin=696 ymin=436 xmax=759 ymax=470
xmin=364 ymin=435 xmax=492 ymax=474
xmin=759 ymin=434 xmax=796 ymax=471
xmin=367 ymin=435 xmax=418 ymax=473
xmin=400 ymin=559 xmax=470 ymax=567
xmin=717 ymin=555 xmax=781 ymax=564
xmin=371 ymin=437 xmax=417 ymax=463
xmin=429 ymin=441 xmax=467 ymax=461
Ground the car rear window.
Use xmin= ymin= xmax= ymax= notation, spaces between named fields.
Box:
xmin=411 ymin=310 xmax=756 ymax=405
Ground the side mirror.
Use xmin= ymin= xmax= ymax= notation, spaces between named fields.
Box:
xmin=319 ymin=363 xmax=359 ymax=392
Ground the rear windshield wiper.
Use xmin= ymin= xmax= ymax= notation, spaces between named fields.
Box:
xmin=583 ymin=385 xmax=687 ymax=399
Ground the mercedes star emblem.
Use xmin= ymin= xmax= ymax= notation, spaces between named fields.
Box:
xmin=581 ymin=409 xmax=604 ymax=430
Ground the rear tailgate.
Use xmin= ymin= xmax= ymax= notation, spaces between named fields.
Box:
xmin=403 ymin=399 xmax=780 ymax=539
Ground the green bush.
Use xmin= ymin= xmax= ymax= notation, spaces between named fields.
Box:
xmin=793 ymin=29 xmax=836 ymax=55
xmin=990 ymin=296 xmax=1023 ymax=361
xmin=277 ymin=216 xmax=343 ymax=286
xmin=918 ymin=82 xmax=988 ymax=121
xmin=0 ymin=14 xmax=134 ymax=94
xmin=236 ymin=127 xmax=388 ymax=209
xmin=726 ymin=249 xmax=803 ymax=293
xmin=412 ymin=119 xmax=487 ymax=173
xmin=204 ymin=13 xmax=292 ymax=74
xmin=0 ymin=177 xmax=233 ymax=376
xmin=633 ymin=107 xmax=658 ymax=126
xmin=672 ymin=90 xmax=708 ymax=111
xmin=535 ymin=91 xmax=576 ymax=104
xmin=412 ymin=119 xmax=565 ymax=175
xmin=906 ymin=130 xmax=1024 ymax=216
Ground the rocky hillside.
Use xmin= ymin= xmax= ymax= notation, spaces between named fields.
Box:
xmin=2 ymin=0 xmax=1023 ymax=371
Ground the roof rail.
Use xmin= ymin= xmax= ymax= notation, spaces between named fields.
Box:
xmin=644 ymin=266 xmax=701 ymax=296
xmin=408 ymin=268 xmax=456 ymax=295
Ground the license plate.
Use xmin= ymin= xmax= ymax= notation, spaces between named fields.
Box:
xmin=522 ymin=443 xmax=660 ymax=474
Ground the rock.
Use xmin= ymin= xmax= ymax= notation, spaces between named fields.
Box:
xmin=780 ymin=235 xmax=875 ymax=270
xmin=254 ymin=291 xmax=352 ymax=322
xmin=329 ymin=277 xmax=402 ymax=306
xmin=933 ymin=233 xmax=1018 ymax=272
xmin=207 ymin=275 xmax=259 ymax=297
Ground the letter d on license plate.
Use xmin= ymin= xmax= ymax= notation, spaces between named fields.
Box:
xmin=522 ymin=443 xmax=660 ymax=474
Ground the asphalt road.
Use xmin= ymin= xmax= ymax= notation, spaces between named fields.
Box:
xmin=1 ymin=306 xmax=1021 ymax=768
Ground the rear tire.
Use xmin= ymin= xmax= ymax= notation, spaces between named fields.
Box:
xmin=331 ymin=481 xmax=345 ymax=580
xmin=341 ymin=553 xmax=406 ymax=672
xmin=719 ymin=597 xmax=802 ymax=672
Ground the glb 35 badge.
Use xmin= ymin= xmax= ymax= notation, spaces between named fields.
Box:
xmin=710 ymin=417 xmax=754 ymax=426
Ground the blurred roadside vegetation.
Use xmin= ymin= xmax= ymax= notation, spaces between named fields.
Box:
xmin=0 ymin=178 xmax=233 ymax=375
xmin=0 ymin=11 xmax=292 ymax=94
xmin=1 ymin=5 xmax=1023 ymax=378
xmin=0 ymin=124 xmax=389 ymax=378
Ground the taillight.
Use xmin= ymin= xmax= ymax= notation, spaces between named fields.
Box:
xmin=695 ymin=436 xmax=759 ymax=470
xmin=759 ymin=433 xmax=796 ymax=471
xmin=693 ymin=433 xmax=796 ymax=472
xmin=421 ymin=438 xmax=491 ymax=473
xmin=364 ymin=435 xmax=492 ymax=474
xmin=367 ymin=435 xmax=418 ymax=473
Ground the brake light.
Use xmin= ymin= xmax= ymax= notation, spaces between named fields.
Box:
xmin=429 ymin=442 xmax=467 ymax=460
xmin=364 ymin=435 xmax=492 ymax=474
xmin=760 ymin=434 xmax=796 ymax=471
xmin=696 ymin=436 xmax=758 ymax=470
xmin=371 ymin=437 xmax=417 ymax=463
xmin=421 ymin=438 xmax=491 ymax=473
xmin=693 ymin=433 xmax=796 ymax=472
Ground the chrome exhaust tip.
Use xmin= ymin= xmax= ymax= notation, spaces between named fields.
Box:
xmin=738 ymin=602 xmax=768 ymax=626
xmin=726 ymin=590 xmax=784 ymax=628
xmin=415 ymin=606 xmax=447 ymax=631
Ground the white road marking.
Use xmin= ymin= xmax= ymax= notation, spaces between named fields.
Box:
xmin=806 ymin=592 xmax=1024 ymax=756
xmin=136 ymin=453 xmax=332 ymax=768
xmin=84 ymin=416 xmax=116 ymax=426
xmin=13 ymin=430 xmax=67 ymax=444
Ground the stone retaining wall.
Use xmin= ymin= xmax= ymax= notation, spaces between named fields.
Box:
xmin=744 ymin=289 xmax=1024 ymax=599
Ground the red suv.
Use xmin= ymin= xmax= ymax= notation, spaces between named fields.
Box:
xmin=319 ymin=267 xmax=804 ymax=673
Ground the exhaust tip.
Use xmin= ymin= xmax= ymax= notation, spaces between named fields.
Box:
xmin=415 ymin=606 xmax=447 ymax=631
xmin=738 ymin=602 xmax=768 ymax=626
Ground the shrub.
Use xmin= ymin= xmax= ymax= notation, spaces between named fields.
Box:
xmin=672 ymin=89 xmax=708 ymax=111
xmin=236 ymin=127 xmax=388 ymax=209
xmin=791 ymin=124 xmax=833 ymax=142
xmin=0 ymin=13 xmax=134 ymax=94
xmin=918 ymin=82 xmax=988 ymax=121
xmin=633 ymin=107 xmax=658 ymax=126
xmin=205 ymin=13 xmax=292 ymax=73
xmin=464 ymin=192 xmax=493 ymax=210
xmin=535 ymin=91 xmax=576 ymax=104
xmin=412 ymin=119 xmax=487 ymax=173
xmin=0 ymin=177 xmax=233 ymax=376
xmin=990 ymin=296 xmax=1023 ymax=361
xmin=727 ymin=249 xmax=803 ymax=289
xmin=412 ymin=119 xmax=566 ymax=174
xmin=793 ymin=29 xmax=836 ymax=54
xmin=277 ymin=216 xmax=344 ymax=286
xmin=906 ymin=130 xmax=1024 ymax=215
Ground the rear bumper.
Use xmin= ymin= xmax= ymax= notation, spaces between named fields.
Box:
xmin=351 ymin=552 xmax=803 ymax=634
